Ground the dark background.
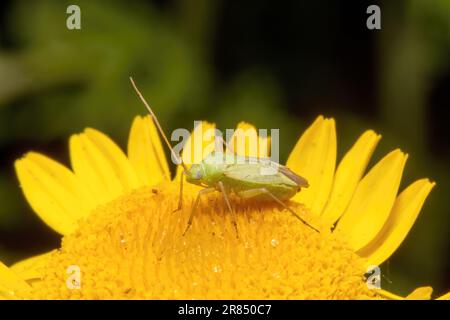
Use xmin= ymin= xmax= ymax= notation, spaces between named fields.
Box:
xmin=0 ymin=0 xmax=449 ymax=296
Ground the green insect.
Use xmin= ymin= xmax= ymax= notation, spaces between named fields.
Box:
xmin=130 ymin=77 xmax=318 ymax=237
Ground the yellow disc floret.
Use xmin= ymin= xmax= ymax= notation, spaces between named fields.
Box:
xmin=24 ymin=182 xmax=377 ymax=299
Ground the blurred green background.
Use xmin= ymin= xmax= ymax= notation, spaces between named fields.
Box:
xmin=0 ymin=0 xmax=449 ymax=296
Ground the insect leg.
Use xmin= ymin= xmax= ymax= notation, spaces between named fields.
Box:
xmin=183 ymin=187 xmax=216 ymax=236
xmin=217 ymin=181 xmax=239 ymax=238
xmin=173 ymin=171 xmax=185 ymax=212
xmin=238 ymin=188 xmax=319 ymax=233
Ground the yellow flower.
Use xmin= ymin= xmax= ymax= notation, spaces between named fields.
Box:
xmin=0 ymin=115 xmax=448 ymax=299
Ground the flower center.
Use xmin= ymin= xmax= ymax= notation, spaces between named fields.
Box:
xmin=25 ymin=182 xmax=377 ymax=299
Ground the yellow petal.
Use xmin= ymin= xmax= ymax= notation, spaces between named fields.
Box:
xmin=128 ymin=115 xmax=170 ymax=186
xmin=321 ymin=130 xmax=381 ymax=226
xmin=286 ymin=116 xmax=337 ymax=215
xmin=0 ymin=261 xmax=29 ymax=298
xmin=176 ymin=121 xmax=216 ymax=178
xmin=258 ymin=135 xmax=271 ymax=158
xmin=335 ymin=149 xmax=408 ymax=251
xmin=15 ymin=152 xmax=94 ymax=235
xmin=437 ymin=291 xmax=450 ymax=300
xmin=359 ymin=179 xmax=435 ymax=266
xmin=375 ymin=289 xmax=403 ymax=300
xmin=84 ymin=128 xmax=140 ymax=190
xmin=376 ymin=286 xmax=433 ymax=300
xmin=10 ymin=251 xmax=52 ymax=282
xmin=406 ymin=286 xmax=433 ymax=300
xmin=230 ymin=122 xmax=268 ymax=158
xmin=70 ymin=129 xmax=138 ymax=204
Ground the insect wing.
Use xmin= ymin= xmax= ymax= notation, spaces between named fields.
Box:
xmin=278 ymin=165 xmax=309 ymax=188
xmin=223 ymin=162 xmax=296 ymax=186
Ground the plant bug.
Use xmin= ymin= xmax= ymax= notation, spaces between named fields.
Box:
xmin=130 ymin=77 xmax=318 ymax=237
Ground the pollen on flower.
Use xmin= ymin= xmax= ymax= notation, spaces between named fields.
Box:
xmin=22 ymin=182 xmax=378 ymax=299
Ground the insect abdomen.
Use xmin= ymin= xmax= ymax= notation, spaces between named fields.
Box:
xmin=221 ymin=174 xmax=298 ymax=201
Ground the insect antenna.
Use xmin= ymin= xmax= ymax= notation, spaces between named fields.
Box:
xmin=130 ymin=77 xmax=188 ymax=171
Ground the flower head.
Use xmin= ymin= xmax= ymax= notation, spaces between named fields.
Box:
xmin=0 ymin=115 xmax=447 ymax=300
